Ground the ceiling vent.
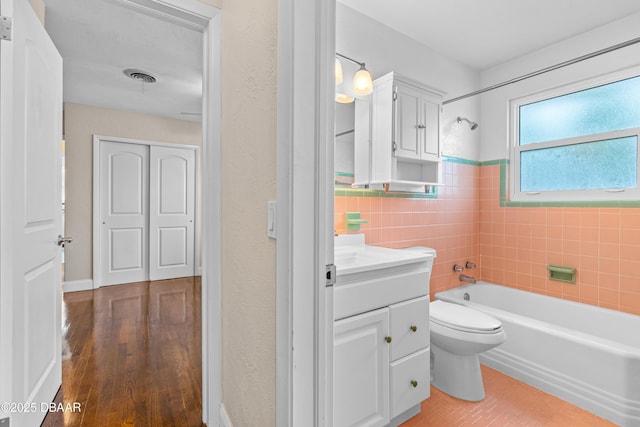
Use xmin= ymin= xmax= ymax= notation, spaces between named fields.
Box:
xmin=123 ymin=69 xmax=157 ymax=83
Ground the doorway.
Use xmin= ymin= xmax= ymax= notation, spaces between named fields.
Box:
xmin=42 ymin=0 xmax=221 ymax=425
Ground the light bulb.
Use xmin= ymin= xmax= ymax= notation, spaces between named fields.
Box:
xmin=335 ymin=92 xmax=354 ymax=104
xmin=335 ymin=58 xmax=343 ymax=85
xmin=353 ymin=65 xmax=373 ymax=96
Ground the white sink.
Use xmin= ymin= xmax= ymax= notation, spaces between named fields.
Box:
xmin=334 ymin=234 xmax=429 ymax=276
xmin=333 ymin=234 xmax=434 ymax=319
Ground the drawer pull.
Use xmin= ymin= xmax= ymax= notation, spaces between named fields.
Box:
xmin=410 ymin=325 xmax=417 ymax=332
xmin=410 ymin=380 xmax=418 ymax=388
xmin=385 ymin=336 xmax=392 ymax=344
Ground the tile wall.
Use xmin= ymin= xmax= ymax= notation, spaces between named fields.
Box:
xmin=335 ymin=159 xmax=640 ymax=315
xmin=335 ymin=161 xmax=480 ymax=296
xmin=480 ymin=164 xmax=640 ymax=316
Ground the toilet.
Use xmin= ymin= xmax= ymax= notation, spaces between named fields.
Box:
xmin=400 ymin=246 xmax=506 ymax=401
xmin=430 ymin=300 xmax=506 ymax=401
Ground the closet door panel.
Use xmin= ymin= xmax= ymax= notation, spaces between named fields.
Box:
xmin=100 ymin=141 xmax=149 ymax=286
xmin=149 ymin=146 xmax=195 ymax=280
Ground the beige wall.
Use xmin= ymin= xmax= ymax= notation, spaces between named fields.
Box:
xmin=219 ymin=0 xmax=278 ymax=425
xmin=28 ymin=0 xmax=46 ymax=24
xmin=63 ymin=102 xmax=202 ymax=282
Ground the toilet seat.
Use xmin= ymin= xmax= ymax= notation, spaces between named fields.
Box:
xmin=431 ymin=300 xmax=502 ymax=334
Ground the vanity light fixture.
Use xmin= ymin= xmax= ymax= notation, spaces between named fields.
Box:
xmin=335 ymin=52 xmax=373 ymax=102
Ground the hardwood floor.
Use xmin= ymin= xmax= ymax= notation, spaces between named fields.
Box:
xmin=42 ymin=277 xmax=203 ymax=427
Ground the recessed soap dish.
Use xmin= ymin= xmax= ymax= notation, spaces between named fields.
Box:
xmin=547 ymin=264 xmax=576 ymax=284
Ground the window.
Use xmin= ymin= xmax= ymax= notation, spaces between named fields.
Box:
xmin=511 ymin=71 xmax=640 ymax=202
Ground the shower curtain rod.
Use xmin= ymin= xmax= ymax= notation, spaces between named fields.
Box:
xmin=442 ymin=35 xmax=640 ymax=105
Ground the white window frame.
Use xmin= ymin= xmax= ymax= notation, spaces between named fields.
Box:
xmin=510 ymin=67 xmax=640 ymax=202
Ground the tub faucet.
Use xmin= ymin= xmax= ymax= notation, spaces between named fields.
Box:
xmin=459 ymin=274 xmax=476 ymax=284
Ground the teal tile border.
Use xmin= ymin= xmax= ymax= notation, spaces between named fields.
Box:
xmin=335 ymin=171 xmax=354 ymax=177
xmin=441 ymin=156 xmax=480 ymax=166
xmin=334 ymin=187 xmax=437 ymax=199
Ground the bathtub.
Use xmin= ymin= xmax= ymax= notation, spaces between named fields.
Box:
xmin=435 ymin=282 xmax=640 ymax=427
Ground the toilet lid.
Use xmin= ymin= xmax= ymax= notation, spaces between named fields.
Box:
xmin=430 ymin=300 xmax=502 ymax=333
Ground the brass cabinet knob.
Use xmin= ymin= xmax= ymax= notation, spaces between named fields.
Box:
xmin=410 ymin=325 xmax=417 ymax=332
xmin=385 ymin=336 xmax=392 ymax=344
xmin=411 ymin=380 xmax=418 ymax=388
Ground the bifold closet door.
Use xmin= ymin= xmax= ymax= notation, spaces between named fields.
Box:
xmin=149 ymin=146 xmax=195 ymax=281
xmin=100 ymin=141 xmax=149 ymax=286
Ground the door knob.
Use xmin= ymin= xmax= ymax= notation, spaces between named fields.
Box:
xmin=57 ymin=235 xmax=73 ymax=247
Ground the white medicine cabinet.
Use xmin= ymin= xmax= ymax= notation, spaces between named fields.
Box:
xmin=353 ymin=72 xmax=443 ymax=193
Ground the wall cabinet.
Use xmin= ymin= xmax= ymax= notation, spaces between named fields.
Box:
xmin=354 ymin=72 xmax=443 ymax=192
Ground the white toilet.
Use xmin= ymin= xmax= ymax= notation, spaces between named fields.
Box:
xmin=430 ymin=300 xmax=506 ymax=401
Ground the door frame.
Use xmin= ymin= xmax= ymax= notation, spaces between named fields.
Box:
xmin=87 ymin=2 xmax=221 ymax=424
xmin=276 ymin=0 xmax=335 ymax=425
xmin=92 ymin=135 xmax=201 ymax=289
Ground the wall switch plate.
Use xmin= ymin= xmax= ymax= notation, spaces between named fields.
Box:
xmin=267 ymin=201 xmax=277 ymax=239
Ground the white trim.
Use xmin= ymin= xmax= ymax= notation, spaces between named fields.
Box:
xmin=200 ymin=11 xmax=222 ymax=427
xmin=0 ymin=0 xmax=17 ymax=416
xmin=92 ymin=135 xmax=201 ymax=288
xmin=276 ymin=0 xmax=335 ymax=425
xmin=219 ymin=403 xmax=234 ymax=427
xmin=63 ymin=279 xmax=94 ymax=293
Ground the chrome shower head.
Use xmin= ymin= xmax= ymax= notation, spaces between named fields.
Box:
xmin=457 ymin=116 xmax=478 ymax=130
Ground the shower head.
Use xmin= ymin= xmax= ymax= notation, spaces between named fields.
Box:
xmin=457 ymin=116 xmax=478 ymax=130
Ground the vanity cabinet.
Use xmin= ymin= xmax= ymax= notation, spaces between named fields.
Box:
xmin=333 ymin=236 xmax=434 ymax=426
xmin=334 ymin=294 xmax=431 ymax=427
xmin=354 ymin=72 xmax=443 ymax=192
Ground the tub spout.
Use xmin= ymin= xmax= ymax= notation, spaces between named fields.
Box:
xmin=459 ymin=274 xmax=476 ymax=284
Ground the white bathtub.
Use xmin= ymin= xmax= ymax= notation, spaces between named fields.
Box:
xmin=435 ymin=282 xmax=640 ymax=427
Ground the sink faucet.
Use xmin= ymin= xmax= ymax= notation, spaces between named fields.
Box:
xmin=459 ymin=274 xmax=476 ymax=284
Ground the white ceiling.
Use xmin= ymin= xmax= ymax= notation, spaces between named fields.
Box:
xmin=44 ymin=0 xmax=203 ymax=122
xmin=338 ymin=0 xmax=640 ymax=71
xmin=44 ymin=0 xmax=640 ymax=123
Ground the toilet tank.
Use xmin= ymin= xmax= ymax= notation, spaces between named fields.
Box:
xmin=401 ymin=246 xmax=437 ymax=278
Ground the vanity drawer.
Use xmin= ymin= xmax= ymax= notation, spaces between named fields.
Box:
xmin=390 ymin=347 xmax=430 ymax=418
xmin=389 ymin=296 xmax=429 ymax=361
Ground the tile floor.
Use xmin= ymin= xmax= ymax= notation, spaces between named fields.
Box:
xmin=401 ymin=365 xmax=616 ymax=426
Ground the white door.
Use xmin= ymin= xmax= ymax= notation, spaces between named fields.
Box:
xmin=100 ymin=141 xmax=149 ymax=286
xmin=0 ymin=0 xmax=63 ymax=425
xmin=333 ymin=308 xmax=390 ymax=427
xmin=149 ymin=145 xmax=195 ymax=280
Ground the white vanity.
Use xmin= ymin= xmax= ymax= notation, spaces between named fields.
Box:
xmin=333 ymin=235 xmax=435 ymax=427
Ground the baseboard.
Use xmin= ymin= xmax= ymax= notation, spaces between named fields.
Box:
xmin=63 ymin=279 xmax=93 ymax=293
xmin=219 ymin=403 xmax=234 ymax=427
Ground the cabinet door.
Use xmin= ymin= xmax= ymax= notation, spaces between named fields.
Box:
xmin=394 ymin=84 xmax=421 ymax=160
xmin=334 ymin=308 xmax=390 ymax=427
xmin=421 ymin=97 xmax=440 ymax=161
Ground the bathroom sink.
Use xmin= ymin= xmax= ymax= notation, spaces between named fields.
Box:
xmin=334 ymin=234 xmax=429 ymax=276
xmin=333 ymin=233 xmax=434 ymax=320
